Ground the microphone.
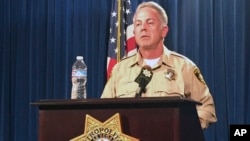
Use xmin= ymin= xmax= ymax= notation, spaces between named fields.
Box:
xmin=135 ymin=66 xmax=153 ymax=98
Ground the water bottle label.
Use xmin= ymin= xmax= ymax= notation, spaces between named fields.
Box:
xmin=73 ymin=70 xmax=87 ymax=77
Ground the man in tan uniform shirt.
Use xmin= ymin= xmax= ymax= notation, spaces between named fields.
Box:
xmin=101 ymin=1 xmax=217 ymax=129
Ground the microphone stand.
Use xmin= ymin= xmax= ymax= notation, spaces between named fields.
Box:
xmin=135 ymin=87 xmax=143 ymax=98
xmin=135 ymin=84 xmax=146 ymax=98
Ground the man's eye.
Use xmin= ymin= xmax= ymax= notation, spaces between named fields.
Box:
xmin=135 ymin=23 xmax=141 ymax=26
xmin=148 ymin=22 xmax=154 ymax=25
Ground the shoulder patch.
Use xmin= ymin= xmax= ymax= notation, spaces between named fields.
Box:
xmin=194 ymin=67 xmax=206 ymax=85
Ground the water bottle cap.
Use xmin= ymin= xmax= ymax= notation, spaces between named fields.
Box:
xmin=76 ymin=56 xmax=83 ymax=60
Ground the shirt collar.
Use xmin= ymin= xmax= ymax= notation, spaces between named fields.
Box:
xmin=129 ymin=45 xmax=174 ymax=68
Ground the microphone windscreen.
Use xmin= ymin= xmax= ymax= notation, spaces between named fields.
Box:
xmin=135 ymin=66 xmax=153 ymax=87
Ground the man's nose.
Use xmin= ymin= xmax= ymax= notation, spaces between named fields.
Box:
xmin=140 ymin=23 xmax=147 ymax=32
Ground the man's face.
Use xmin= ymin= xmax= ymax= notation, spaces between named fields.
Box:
xmin=133 ymin=7 xmax=168 ymax=49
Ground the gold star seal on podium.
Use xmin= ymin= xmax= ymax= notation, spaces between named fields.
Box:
xmin=70 ymin=113 xmax=139 ymax=141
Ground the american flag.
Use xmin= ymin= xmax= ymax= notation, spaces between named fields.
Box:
xmin=107 ymin=0 xmax=136 ymax=79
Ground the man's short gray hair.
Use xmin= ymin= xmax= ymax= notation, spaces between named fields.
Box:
xmin=133 ymin=1 xmax=168 ymax=26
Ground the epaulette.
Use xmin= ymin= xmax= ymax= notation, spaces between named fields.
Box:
xmin=120 ymin=54 xmax=136 ymax=61
xmin=170 ymin=51 xmax=196 ymax=66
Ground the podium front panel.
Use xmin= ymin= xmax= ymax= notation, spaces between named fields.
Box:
xmin=32 ymin=97 xmax=204 ymax=141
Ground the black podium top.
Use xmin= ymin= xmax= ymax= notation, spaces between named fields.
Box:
xmin=31 ymin=96 xmax=201 ymax=109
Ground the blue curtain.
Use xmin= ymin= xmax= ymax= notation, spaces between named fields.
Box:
xmin=0 ymin=0 xmax=249 ymax=140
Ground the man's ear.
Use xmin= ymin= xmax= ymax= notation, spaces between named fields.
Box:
xmin=162 ymin=26 xmax=169 ymax=38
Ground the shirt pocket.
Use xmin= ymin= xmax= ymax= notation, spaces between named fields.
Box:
xmin=116 ymin=82 xmax=138 ymax=97
xmin=153 ymin=77 xmax=185 ymax=97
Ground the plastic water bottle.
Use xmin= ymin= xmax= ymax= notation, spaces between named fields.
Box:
xmin=71 ymin=56 xmax=87 ymax=99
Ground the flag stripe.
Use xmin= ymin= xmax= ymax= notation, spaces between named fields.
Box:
xmin=127 ymin=37 xmax=136 ymax=53
xmin=107 ymin=57 xmax=117 ymax=78
xmin=126 ymin=24 xmax=134 ymax=39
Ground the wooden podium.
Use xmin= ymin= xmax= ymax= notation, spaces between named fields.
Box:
xmin=32 ymin=96 xmax=205 ymax=141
